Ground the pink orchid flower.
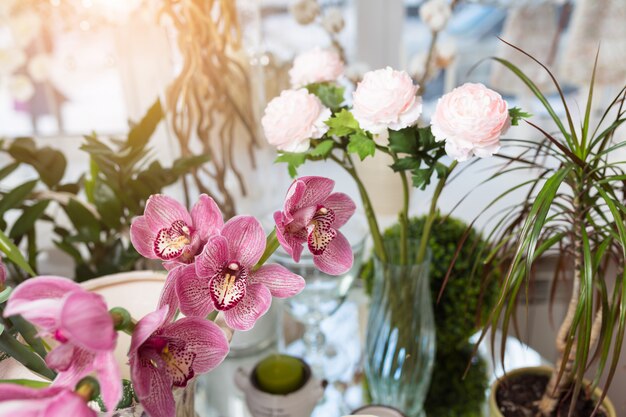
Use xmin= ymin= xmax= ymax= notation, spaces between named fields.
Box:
xmin=0 ymin=257 xmax=6 ymax=287
xmin=0 ymin=385 xmax=96 ymax=417
xmin=176 ymin=216 xmax=305 ymax=331
xmin=129 ymin=306 xmax=229 ymax=417
xmin=274 ymin=176 xmax=356 ymax=275
xmin=130 ymin=194 xmax=223 ymax=266
xmin=4 ymin=276 xmax=121 ymax=413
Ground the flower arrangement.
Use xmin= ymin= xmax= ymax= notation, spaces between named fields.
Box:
xmin=0 ymin=177 xmax=356 ymax=417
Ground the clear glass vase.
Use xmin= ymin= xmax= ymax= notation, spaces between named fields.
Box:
xmin=364 ymin=242 xmax=436 ymax=417
xmin=97 ymin=379 xmax=196 ymax=417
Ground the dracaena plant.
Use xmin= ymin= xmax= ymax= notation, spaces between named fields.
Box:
xmin=466 ymin=43 xmax=626 ymax=416
xmin=262 ymin=48 xmax=526 ymax=267
xmin=0 ymin=176 xmax=355 ymax=417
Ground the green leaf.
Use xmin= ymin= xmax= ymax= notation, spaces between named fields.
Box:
xmin=62 ymin=199 xmax=101 ymax=243
xmin=508 ymin=107 xmax=532 ymax=126
xmin=0 ymin=180 xmax=38 ymax=215
xmin=9 ymin=200 xmax=50 ymax=238
xmin=0 ymin=287 xmax=12 ymax=303
xmin=347 ymin=133 xmax=375 ymax=160
xmin=8 ymin=139 xmax=66 ymax=188
xmin=0 ymin=379 xmax=50 ymax=388
xmin=325 ymin=109 xmax=360 ymax=137
xmin=390 ymin=157 xmax=419 ymax=172
xmin=306 ymin=83 xmax=345 ymax=110
xmin=412 ymin=168 xmax=432 ymax=189
xmin=93 ymin=181 xmax=123 ymax=229
xmin=389 ymin=128 xmax=418 ymax=154
xmin=0 ymin=230 xmax=35 ymax=276
xmin=275 ymin=152 xmax=307 ymax=178
xmin=309 ymin=140 xmax=335 ymax=158
xmin=0 ymin=162 xmax=19 ymax=182
xmin=127 ymin=99 xmax=164 ymax=152
xmin=53 ymin=239 xmax=83 ymax=263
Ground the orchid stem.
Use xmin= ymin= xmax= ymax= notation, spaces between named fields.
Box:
xmin=416 ymin=160 xmax=458 ymax=264
xmin=254 ymin=229 xmax=279 ymax=271
xmin=0 ymin=330 xmax=55 ymax=380
xmin=110 ymin=307 xmax=136 ymax=335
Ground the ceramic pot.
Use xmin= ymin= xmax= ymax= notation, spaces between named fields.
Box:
xmin=488 ymin=366 xmax=616 ymax=417
xmin=234 ymin=361 xmax=325 ymax=417
xmin=350 ymin=405 xmax=408 ymax=417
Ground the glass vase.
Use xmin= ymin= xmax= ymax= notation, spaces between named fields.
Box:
xmin=364 ymin=243 xmax=436 ymax=417
xmin=97 ymin=379 xmax=196 ymax=417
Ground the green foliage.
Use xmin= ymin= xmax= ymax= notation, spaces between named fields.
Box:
xmin=424 ymin=344 xmax=489 ymax=417
xmin=363 ymin=215 xmax=499 ymax=350
xmin=325 ymin=109 xmax=359 ymax=137
xmin=508 ymin=107 xmax=532 ymax=126
xmin=275 ymin=152 xmax=308 ymax=178
xmin=306 ymin=83 xmax=345 ymax=111
xmin=0 ymin=98 xmax=209 ymax=281
xmin=347 ymin=133 xmax=375 ymax=161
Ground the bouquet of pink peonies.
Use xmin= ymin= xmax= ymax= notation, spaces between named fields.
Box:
xmin=262 ymin=48 xmax=527 ymax=266
xmin=0 ymin=177 xmax=356 ymax=417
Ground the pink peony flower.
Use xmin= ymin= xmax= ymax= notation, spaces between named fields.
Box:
xmin=352 ymin=67 xmax=423 ymax=135
xmin=431 ymin=82 xmax=510 ymax=162
xmin=130 ymin=194 xmax=223 ymax=265
xmin=129 ymin=306 xmax=229 ymax=417
xmin=176 ymin=216 xmax=305 ymax=331
xmin=262 ymin=89 xmax=331 ymax=153
xmin=289 ymin=47 xmax=344 ymax=87
xmin=0 ymin=385 xmax=96 ymax=417
xmin=4 ymin=276 xmax=121 ymax=413
xmin=419 ymin=0 xmax=452 ymax=32
xmin=274 ymin=176 xmax=356 ymax=275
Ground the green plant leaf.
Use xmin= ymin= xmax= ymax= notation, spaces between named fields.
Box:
xmin=309 ymin=140 xmax=335 ymax=158
xmin=347 ymin=133 xmax=375 ymax=161
xmin=508 ymin=107 xmax=532 ymax=126
xmin=306 ymin=83 xmax=345 ymax=110
xmin=93 ymin=180 xmax=123 ymax=229
xmin=126 ymin=99 xmax=163 ymax=152
xmin=390 ymin=157 xmax=419 ymax=172
xmin=0 ymin=162 xmax=19 ymax=182
xmin=0 ymin=180 xmax=38 ymax=216
xmin=389 ymin=128 xmax=418 ymax=154
xmin=8 ymin=138 xmax=66 ymax=188
xmin=0 ymin=229 xmax=34 ymax=276
xmin=0 ymin=379 xmax=50 ymax=388
xmin=62 ymin=199 xmax=101 ymax=243
xmin=9 ymin=200 xmax=50 ymax=238
xmin=275 ymin=152 xmax=307 ymax=177
xmin=325 ymin=109 xmax=360 ymax=137
xmin=412 ymin=168 xmax=432 ymax=189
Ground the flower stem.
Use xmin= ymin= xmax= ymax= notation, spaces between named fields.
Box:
xmin=0 ymin=329 xmax=55 ymax=380
xmin=254 ymin=229 xmax=280 ymax=271
xmin=332 ymin=153 xmax=388 ymax=263
xmin=110 ymin=307 xmax=136 ymax=335
xmin=416 ymin=160 xmax=458 ymax=264
xmin=391 ymin=151 xmax=411 ymax=265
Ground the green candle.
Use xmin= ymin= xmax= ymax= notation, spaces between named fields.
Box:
xmin=254 ymin=354 xmax=306 ymax=395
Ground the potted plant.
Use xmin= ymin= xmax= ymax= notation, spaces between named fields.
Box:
xmin=469 ymin=42 xmax=624 ymax=417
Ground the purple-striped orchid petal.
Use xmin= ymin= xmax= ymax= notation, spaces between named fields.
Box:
xmin=274 ymin=176 xmax=356 ymax=275
xmin=0 ymin=385 xmax=96 ymax=417
xmin=178 ymin=216 xmax=305 ymax=331
xmin=130 ymin=194 xmax=222 ymax=264
xmin=129 ymin=307 xmax=229 ymax=417
xmin=4 ymin=276 xmax=121 ymax=414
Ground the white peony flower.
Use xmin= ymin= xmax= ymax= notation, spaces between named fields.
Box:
xmin=419 ymin=0 xmax=452 ymax=32
xmin=8 ymin=75 xmax=35 ymax=102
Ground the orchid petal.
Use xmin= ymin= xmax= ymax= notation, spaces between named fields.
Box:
xmin=129 ymin=306 xmax=169 ymax=356
xmin=221 ymin=216 xmax=265 ymax=267
xmin=46 ymin=390 xmax=97 ymax=417
xmin=158 ymin=267 xmax=181 ymax=322
xmin=154 ymin=220 xmax=192 ymax=260
xmin=161 ymin=318 xmax=229 ymax=373
xmin=208 ymin=269 xmax=247 ymax=311
xmin=191 ymin=194 xmax=223 ymax=240
xmin=175 ymin=264 xmax=214 ymax=318
xmin=283 ymin=180 xmax=306 ymax=221
xmin=94 ymin=351 xmax=122 ymax=416
xmin=195 ymin=235 xmax=229 ymax=278
xmin=250 ymin=264 xmax=305 ymax=298
xmin=307 ymin=208 xmax=337 ymax=255
xmin=274 ymin=212 xmax=305 ymax=262
xmin=294 ymin=176 xmax=335 ymax=211
xmin=323 ymin=192 xmax=356 ymax=228
xmin=51 ymin=348 xmax=95 ymax=391
xmin=131 ymin=359 xmax=175 ymax=417
xmin=223 ymin=284 xmax=271 ymax=331
xmin=144 ymin=195 xmax=192 ymax=232
xmin=60 ymin=291 xmax=116 ymax=352
xmin=45 ymin=344 xmax=75 ymax=372
xmin=129 ymin=216 xmax=157 ymax=259
xmin=313 ymin=231 xmax=353 ymax=275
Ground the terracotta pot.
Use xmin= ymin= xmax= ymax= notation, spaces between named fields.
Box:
xmin=488 ymin=366 xmax=616 ymax=417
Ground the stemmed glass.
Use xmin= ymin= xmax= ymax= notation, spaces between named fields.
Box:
xmin=272 ymin=215 xmax=368 ymax=381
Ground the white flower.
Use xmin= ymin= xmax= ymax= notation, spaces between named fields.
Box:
xmin=321 ymin=7 xmax=345 ymax=34
xmin=0 ymin=47 xmax=26 ymax=76
xmin=290 ymin=0 xmax=320 ymax=25
xmin=9 ymin=11 xmax=42 ymax=48
xmin=8 ymin=75 xmax=35 ymax=102
xmin=27 ymin=54 xmax=51 ymax=82
xmin=419 ymin=0 xmax=452 ymax=32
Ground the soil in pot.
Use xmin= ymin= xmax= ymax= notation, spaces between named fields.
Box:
xmin=496 ymin=373 xmax=607 ymax=417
